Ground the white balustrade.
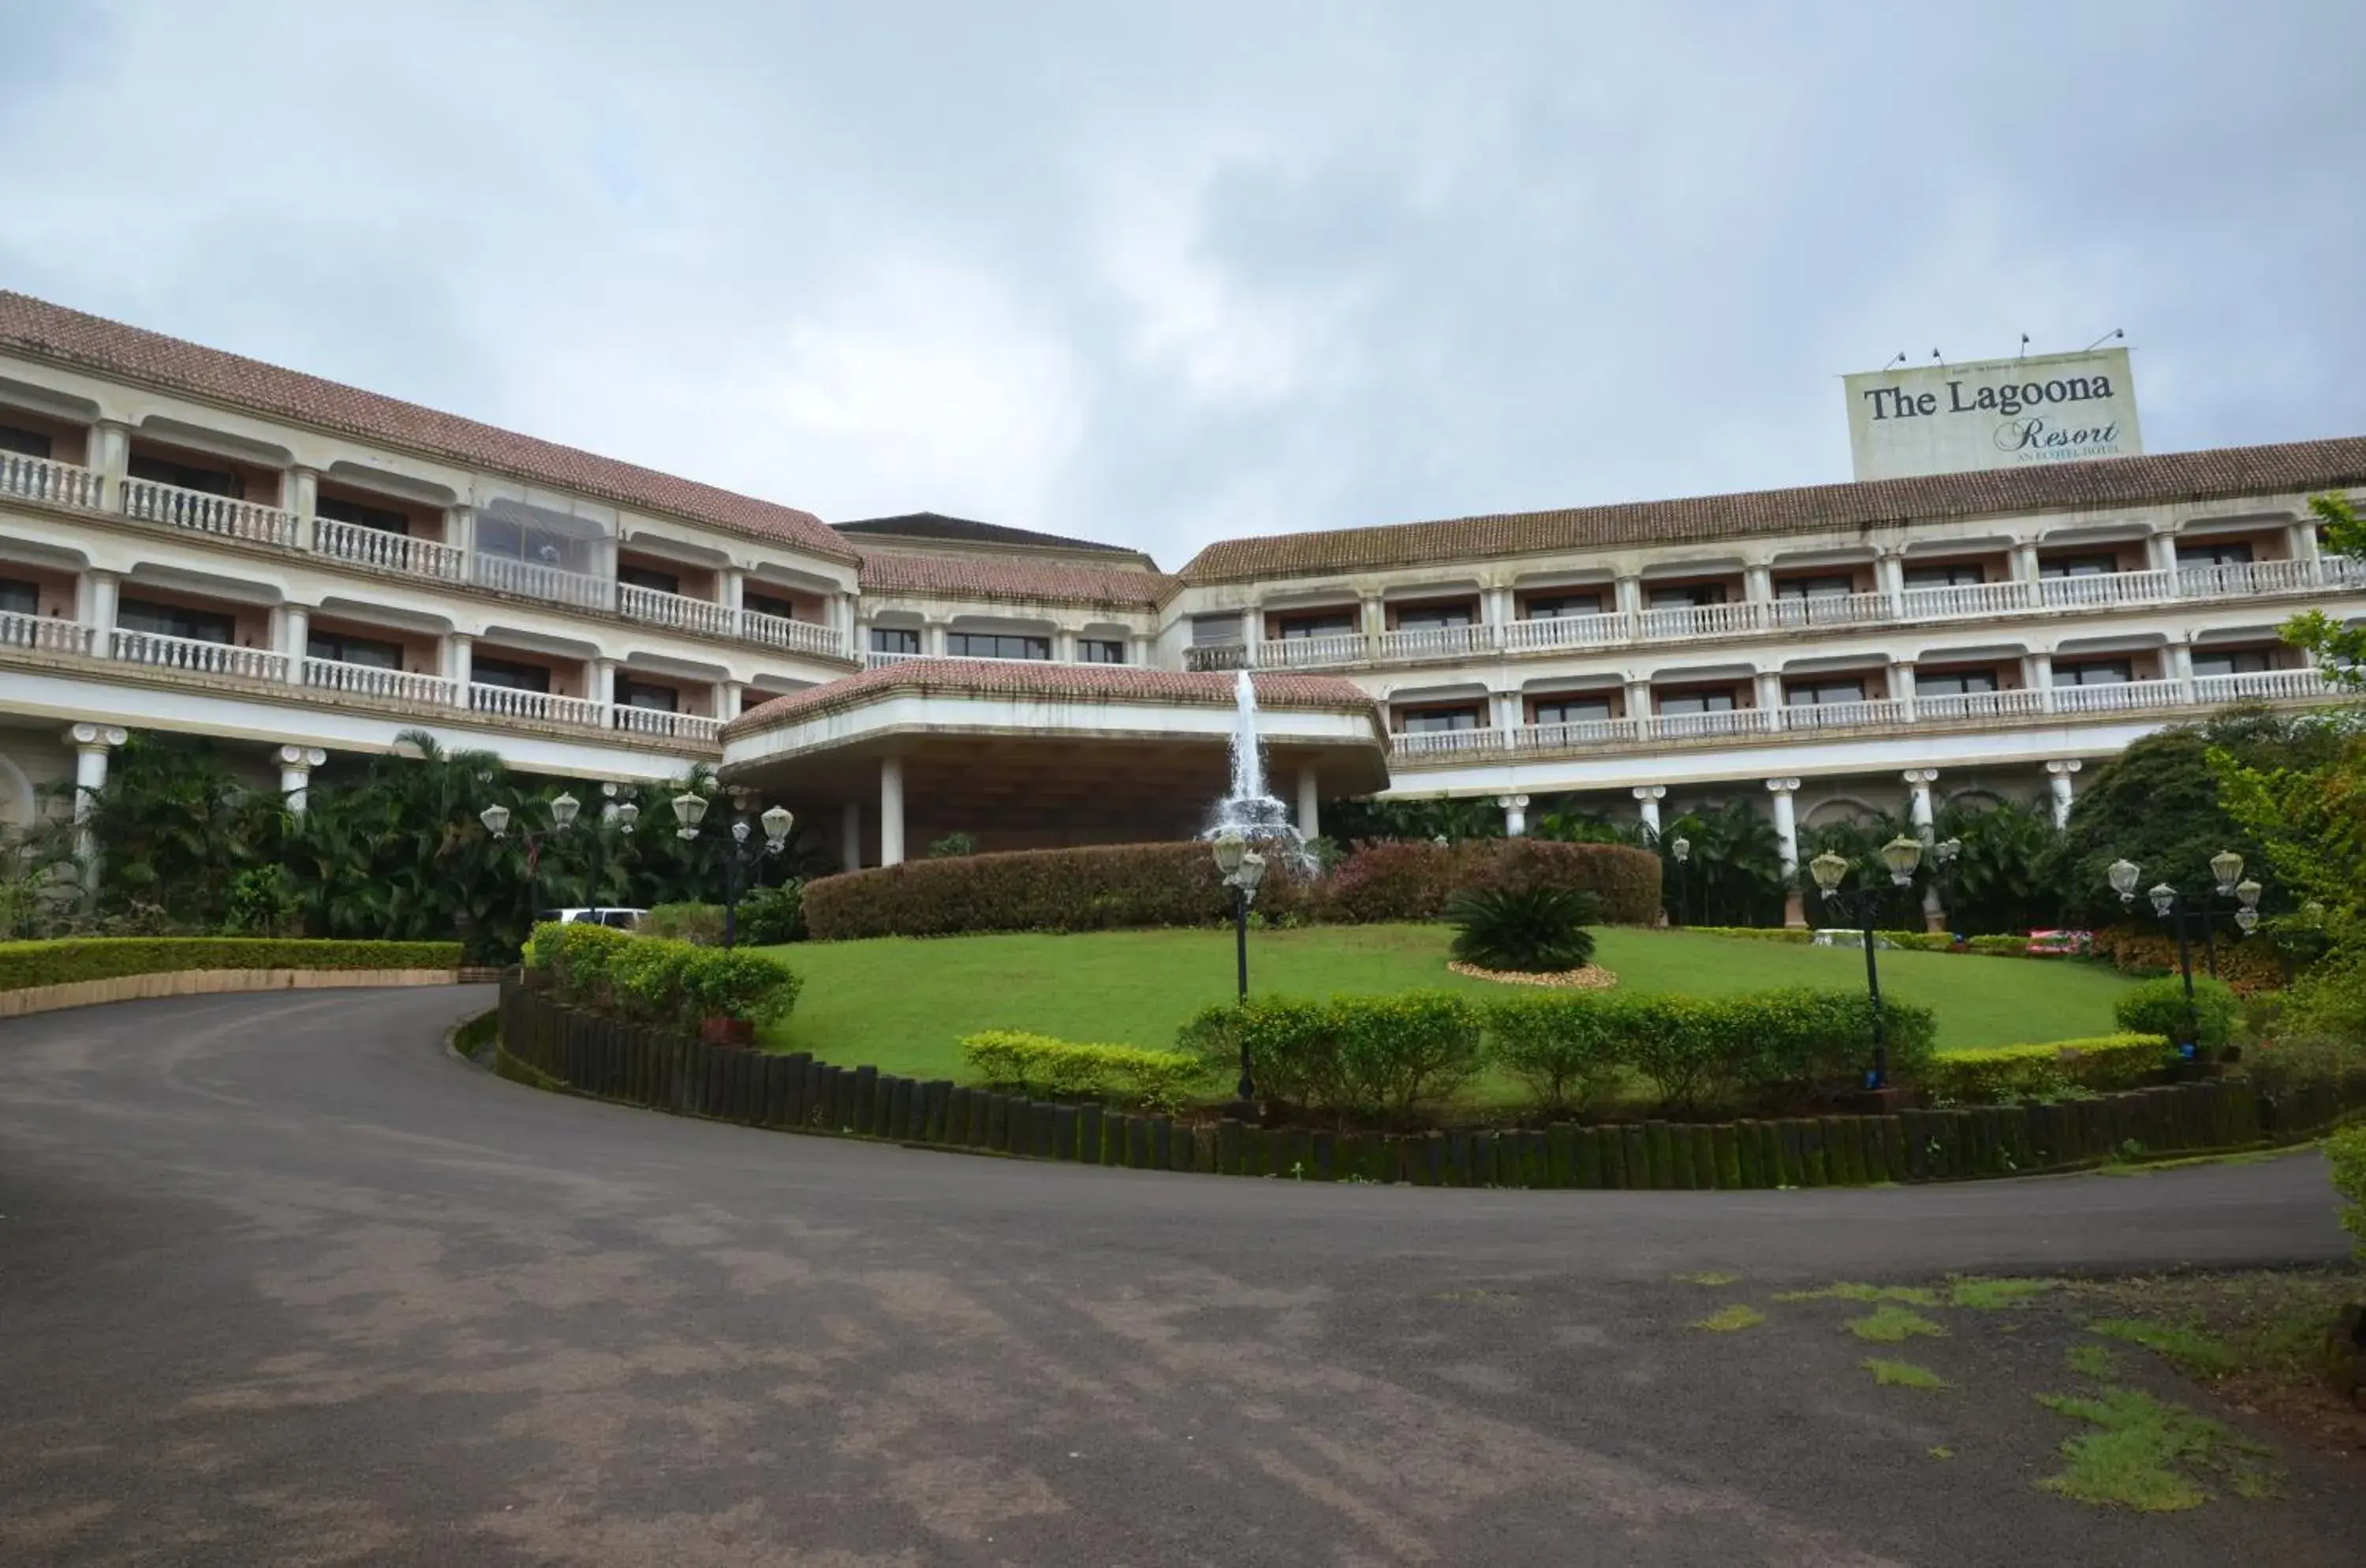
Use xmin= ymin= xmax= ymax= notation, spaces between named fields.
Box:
xmin=1260 ymin=633 xmax=1366 ymax=670
xmin=1183 ymin=643 xmax=1251 ymax=672
xmin=1898 ymin=579 xmax=2039 ymax=621
xmin=1911 ymin=688 xmax=2048 ymax=723
xmin=0 ymin=610 xmax=95 ymax=654
xmin=111 ymin=627 xmax=288 ymax=681
xmin=1 ymin=452 xmax=102 ymax=508
xmin=302 ymin=657 xmax=456 ymax=706
xmin=1376 ymin=623 xmax=1496 ymax=661
xmin=1390 ymin=726 xmax=1501 ymax=757
xmin=2036 ymin=568 xmax=2174 ymax=610
xmin=863 ymin=649 xmax=925 ymax=670
xmin=468 ymin=552 xmax=614 ymax=610
xmin=1511 ymin=716 xmax=1637 ymax=750
xmin=314 ymin=518 xmax=466 ymax=581
xmin=2043 ymin=678 xmax=2183 ymax=715
xmin=741 ymin=608 xmax=845 ymax=658
xmin=1767 ymin=592 xmax=1892 ymax=631
xmin=1502 ymin=611 xmax=1630 ymax=651
xmin=620 ymin=581 xmax=737 ymax=637
xmin=120 ymin=476 xmax=298 ymax=547
xmin=1641 ymin=707 xmax=1777 ymax=741
xmin=467 ymin=682 xmax=610 ymax=729
xmin=1636 ymin=599 xmax=1764 ymax=640
xmin=610 ymin=704 xmax=724 ymax=742
xmin=2192 ymin=667 xmax=2331 ymax=703
xmin=1777 ymin=697 xmax=1905 ymax=732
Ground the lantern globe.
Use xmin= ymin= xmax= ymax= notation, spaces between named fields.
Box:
xmin=1211 ymin=831 xmax=1247 ymax=875
xmin=550 ymin=793 xmax=580 ymax=829
xmin=1808 ymin=849 xmax=1849 ymax=893
xmin=2107 ymin=858 xmax=2142 ymax=901
xmin=479 ymin=803 xmax=511 ymax=838
xmin=1879 ymin=834 xmax=1924 ymax=884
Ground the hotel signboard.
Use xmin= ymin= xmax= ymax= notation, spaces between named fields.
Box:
xmin=1845 ymin=348 xmax=2141 ymax=481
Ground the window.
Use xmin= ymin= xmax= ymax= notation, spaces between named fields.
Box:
xmin=1532 ymin=695 xmax=1614 ymax=725
xmin=1191 ymin=613 xmax=1244 ymax=646
xmin=1079 ymin=638 xmax=1125 ymax=664
xmin=1774 ymin=574 xmax=1854 ymax=600
xmin=2054 ymin=659 xmax=2134 ymax=686
xmin=2039 ymin=553 xmax=2120 ymax=579
xmin=1785 ymin=678 xmax=1868 ymax=707
xmin=1393 ymin=602 xmax=1475 ymax=631
xmin=1398 ymin=705 xmax=1483 ymax=734
xmin=1521 ymin=592 xmax=1605 ymax=620
xmin=1648 ymin=582 xmax=1727 ymax=609
xmin=617 ymin=562 xmax=681 ymax=595
xmin=1656 ymin=688 xmax=1737 ymax=715
xmin=616 ymin=677 xmax=679 ymax=711
xmin=471 ymin=656 xmax=551 ymax=693
xmin=0 ymin=424 xmax=54 ymax=459
xmin=475 ymin=510 xmax=595 ymax=573
xmin=128 ymin=453 xmax=242 ymax=498
xmin=1916 ymin=667 xmax=1998 ymax=696
xmin=745 ymin=588 xmax=799 ymax=621
xmin=0 ymin=577 xmax=36 ymax=615
xmin=2192 ymin=648 xmax=2275 ymax=677
xmin=307 ymin=629 xmax=404 ymax=670
xmin=2178 ymin=539 xmax=2256 ymax=569
xmin=315 ymin=494 xmax=410 ymax=535
xmin=117 ymin=595 xmax=234 ymax=644
xmin=948 ymin=631 xmax=1050 ymax=660
xmin=1275 ymin=611 xmax=1357 ymax=640
xmin=1904 ymin=561 xmax=1986 ymax=588
xmin=870 ymin=626 xmax=921 ymax=655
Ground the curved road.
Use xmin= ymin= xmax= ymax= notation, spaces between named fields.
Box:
xmin=2 ymin=987 xmax=2359 ymax=1566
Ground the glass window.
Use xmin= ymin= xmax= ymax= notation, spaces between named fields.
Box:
xmin=617 ymin=562 xmax=681 ymax=595
xmin=1774 ymin=574 xmax=1854 ymax=600
xmin=1393 ymin=602 xmax=1475 ymax=631
xmin=475 ymin=510 xmax=595 ymax=573
xmin=471 ymin=656 xmax=551 ymax=693
xmin=315 ymin=494 xmax=410 ymax=535
xmin=1399 ymin=706 xmax=1483 ymax=733
xmin=1648 ymin=582 xmax=1727 ymax=609
xmin=2192 ymin=648 xmax=2274 ymax=677
xmin=1916 ymin=667 xmax=1998 ymax=696
xmin=2054 ymin=659 xmax=2134 ymax=686
xmin=1079 ymin=638 xmax=1125 ymax=664
xmin=1276 ymin=612 xmax=1357 ymax=639
xmin=1521 ymin=592 xmax=1605 ymax=620
xmin=117 ymin=595 xmax=234 ymax=644
xmin=128 ymin=453 xmax=242 ymax=498
xmin=1785 ymin=678 xmax=1868 ymax=707
xmin=617 ymin=677 xmax=679 ymax=711
xmin=2178 ymin=539 xmax=2256 ymax=569
xmin=1191 ymin=613 xmax=1244 ymax=646
xmin=1532 ymin=695 xmax=1614 ymax=725
xmin=0 ymin=424 xmax=54 ymax=460
xmin=307 ymin=629 xmax=404 ymax=669
xmin=948 ymin=632 xmax=1051 ymax=660
xmin=1656 ymin=689 xmax=1737 ymax=715
xmin=2039 ymin=553 xmax=2119 ymax=579
xmin=745 ymin=588 xmax=799 ymax=621
xmin=870 ymin=626 xmax=921 ymax=655
xmin=1904 ymin=561 xmax=1986 ymax=588
xmin=0 ymin=577 xmax=37 ymax=615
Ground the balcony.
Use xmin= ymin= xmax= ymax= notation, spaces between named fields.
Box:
xmin=301 ymin=657 xmax=457 ymax=706
xmin=0 ymin=608 xmax=97 ymax=655
xmin=1389 ymin=667 xmax=2343 ymax=768
xmin=121 ymin=476 xmax=300 ymax=548
xmin=2 ymin=450 xmax=103 ymax=509
xmin=314 ymin=517 xmax=466 ymax=581
xmin=112 ymin=627 xmax=289 ymax=681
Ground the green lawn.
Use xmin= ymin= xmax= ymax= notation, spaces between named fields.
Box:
xmin=755 ymin=924 xmax=2136 ymax=1081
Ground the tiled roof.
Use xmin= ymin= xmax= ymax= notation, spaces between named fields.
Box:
xmin=0 ymin=291 xmax=856 ymax=563
xmin=726 ymin=659 xmax=1382 ymax=737
xmin=834 ymin=510 xmax=1144 ymax=558
xmin=856 ymin=547 xmax=1176 ymax=607
xmin=1176 ymin=437 xmax=2366 ymax=583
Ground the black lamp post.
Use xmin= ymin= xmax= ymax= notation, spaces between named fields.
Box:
xmin=1670 ymin=835 xmax=1691 ymax=928
xmin=1808 ymin=833 xmax=1924 ymax=1091
xmin=2107 ymin=855 xmax=2260 ymax=1058
xmin=670 ymin=792 xmax=794 ymax=948
xmin=1210 ymin=830 xmax=1268 ymax=1111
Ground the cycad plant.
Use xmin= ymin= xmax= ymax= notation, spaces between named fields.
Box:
xmin=1446 ymin=884 xmax=1601 ymax=973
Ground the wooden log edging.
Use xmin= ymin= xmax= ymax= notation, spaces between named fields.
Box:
xmin=0 ymin=967 xmax=466 ymax=1019
xmin=494 ymin=980 xmax=2366 ymax=1191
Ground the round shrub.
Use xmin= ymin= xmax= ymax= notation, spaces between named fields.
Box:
xmin=736 ymin=881 xmax=808 ymax=945
xmin=2113 ymin=975 xmax=2239 ymax=1049
xmin=1446 ymin=885 xmax=1600 ymax=973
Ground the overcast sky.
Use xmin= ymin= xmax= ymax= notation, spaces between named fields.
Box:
xmin=4 ymin=2 xmax=2361 ymax=566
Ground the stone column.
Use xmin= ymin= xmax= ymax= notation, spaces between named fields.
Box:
xmin=88 ymin=420 xmax=129 ymax=508
xmin=879 ymin=755 xmax=906 ymax=866
xmin=925 ymin=622 xmax=948 ymax=658
xmin=1632 ymin=783 xmax=1666 ymax=836
xmin=1613 ymin=574 xmax=1643 ymax=624
xmin=720 ymin=566 xmax=745 ymax=614
xmin=2045 ymin=760 xmax=2082 ymax=829
xmin=65 ymin=722 xmax=126 ymax=892
xmin=278 ymin=745 xmax=327 ymax=814
xmin=79 ymin=569 xmax=119 ymax=658
xmin=1483 ymin=585 xmax=1512 ymax=644
xmin=2011 ymin=540 xmax=2041 ymax=583
xmin=1625 ymin=677 xmax=1653 ymax=726
xmin=1767 ymin=777 xmax=1804 ymax=928
xmin=2026 ymin=649 xmax=2054 ymax=710
xmin=1875 ymin=551 xmax=1905 ymax=616
xmin=444 ymin=504 xmax=476 ymax=559
xmin=288 ymin=466 xmax=319 ymax=549
xmin=1129 ymin=633 xmax=1152 ymax=667
xmin=1903 ymin=767 xmax=1943 ymax=931
xmin=444 ymin=632 xmax=473 ymax=705
xmin=1889 ymin=658 xmax=1917 ymax=721
xmin=1744 ymin=562 xmax=1773 ymax=603
xmin=1497 ymin=793 xmax=1530 ymax=838
xmin=840 ymin=800 xmax=862 ymax=872
xmin=2144 ymin=528 xmax=2177 ymax=574
xmin=590 ymin=656 xmax=617 ymax=707
xmin=278 ymin=603 xmax=310 ymax=685
xmin=1296 ymin=763 xmax=1320 ymax=840
xmin=713 ymin=679 xmax=741 ymax=720
xmin=1054 ymin=628 xmax=1079 ymax=663
xmin=1241 ymin=603 xmax=1263 ymax=668
xmin=1753 ymin=670 xmax=1783 ymax=714
xmin=2290 ymin=516 xmax=2323 ymax=566
xmin=2168 ymin=637 xmax=2195 ymax=691
xmin=1360 ymin=594 xmax=1384 ymax=660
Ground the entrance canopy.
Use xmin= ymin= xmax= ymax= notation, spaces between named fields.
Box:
xmin=719 ymin=659 xmax=1390 ymax=864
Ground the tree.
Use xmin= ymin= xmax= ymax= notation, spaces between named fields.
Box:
xmin=1662 ymin=797 xmax=1787 ymax=927
xmin=2279 ymin=492 xmax=2366 ymax=681
xmin=1932 ymin=797 xmax=2064 ymax=936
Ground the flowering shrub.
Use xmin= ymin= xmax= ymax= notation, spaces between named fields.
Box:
xmin=2090 ymin=924 xmax=2285 ymax=994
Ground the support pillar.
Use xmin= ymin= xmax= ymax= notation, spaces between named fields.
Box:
xmin=278 ymin=745 xmax=327 ymax=814
xmin=590 ymin=656 xmax=617 ymax=707
xmin=1888 ymin=658 xmax=1916 ymax=721
xmin=88 ymin=420 xmax=129 ymax=509
xmin=714 ymin=679 xmax=742 ymax=720
xmin=1743 ymin=562 xmax=1772 ymax=603
xmin=2027 ymin=650 xmax=2054 ymax=711
xmin=2045 ymin=760 xmax=2082 ymax=829
xmin=444 ymin=633 xmax=472 ymax=704
xmin=278 ymin=603 xmax=310 ymax=684
xmin=65 ymin=722 xmax=126 ymax=894
xmin=1497 ymin=793 xmax=1530 ymax=838
xmin=2168 ymin=637 xmax=2195 ymax=692
xmin=1613 ymin=574 xmax=1642 ymax=625
xmin=1295 ymin=763 xmax=1320 ymax=841
xmin=1241 ymin=603 xmax=1263 ymax=669
xmin=79 ymin=569 xmax=119 ymax=658
xmin=1632 ymin=783 xmax=1666 ymax=837
xmin=840 ymin=800 xmax=862 ymax=872
xmin=1767 ymin=777 xmax=1804 ymax=928
xmin=444 ymin=504 xmax=476 ymax=558
xmin=924 ymin=622 xmax=948 ymax=658
xmin=1054 ymin=628 xmax=1078 ymax=663
xmin=1625 ymin=677 xmax=1653 ymax=726
xmin=1875 ymin=550 xmax=1905 ymax=614
xmin=1903 ymin=767 xmax=1943 ymax=931
xmin=2144 ymin=528 xmax=2177 ymax=574
xmin=1753 ymin=670 xmax=1782 ymax=714
xmin=879 ymin=755 xmax=905 ymax=867
xmin=288 ymin=466 xmax=319 ymax=550
xmin=1360 ymin=594 xmax=1384 ymax=661
xmin=2011 ymin=541 xmax=2041 ymax=583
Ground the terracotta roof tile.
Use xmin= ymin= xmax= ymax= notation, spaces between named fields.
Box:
xmin=855 ymin=547 xmax=1175 ymax=607
xmin=726 ymin=658 xmax=1380 ymax=737
xmin=0 ymin=291 xmax=855 ymax=562
xmin=1176 ymin=437 xmax=2366 ymax=583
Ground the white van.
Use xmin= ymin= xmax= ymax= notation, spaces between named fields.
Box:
xmin=535 ymin=907 xmax=647 ymax=931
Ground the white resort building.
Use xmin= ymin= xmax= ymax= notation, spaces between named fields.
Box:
xmin=2 ymin=291 xmax=2360 ymax=892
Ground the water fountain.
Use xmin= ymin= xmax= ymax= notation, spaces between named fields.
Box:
xmin=1204 ymin=669 xmax=1315 ymax=872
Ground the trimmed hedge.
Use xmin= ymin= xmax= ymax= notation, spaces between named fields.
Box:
xmin=528 ymin=920 xmax=800 ymax=1033
xmin=801 ymin=837 xmax=1660 ymax=940
xmin=1179 ymin=990 xmax=1487 ymax=1125
xmin=1685 ymin=926 xmax=1954 ymax=951
xmin=959 ymin=1030 xmax=1209 ymax=1112
xmin=1919 ymin=1033 xmax=2173 ymax=1103
xmin=0 ymin=937 xmax=464 ymax=991
xmin=2114 ymin=976 xmax=2240 ymax=1049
